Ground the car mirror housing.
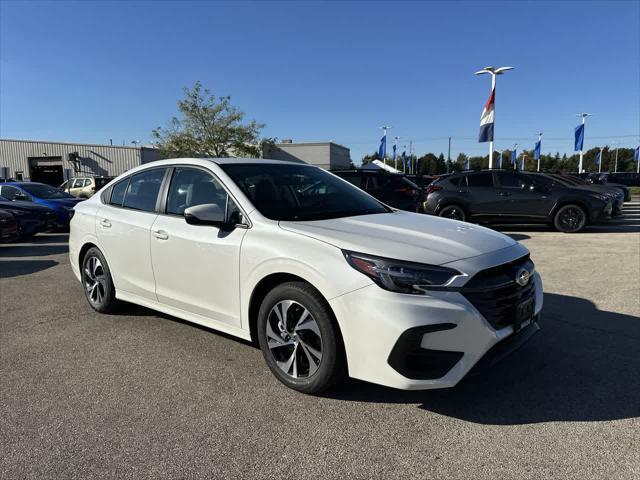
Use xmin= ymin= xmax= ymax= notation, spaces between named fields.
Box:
xmin=184 ymin=204 xmax=226 ymax=227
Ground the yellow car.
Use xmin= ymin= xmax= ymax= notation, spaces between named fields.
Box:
xmin=59 ymin=177 xmax=113 ymax=198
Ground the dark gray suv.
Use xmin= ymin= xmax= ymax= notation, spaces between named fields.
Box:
xmin=424 ymin=170 xmax=612 ymax=233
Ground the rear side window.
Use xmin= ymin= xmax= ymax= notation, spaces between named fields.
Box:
xmin=467 ymin=172 xmax=494 ymax=187
xmin=448 ymin=176 xmax=463 ymax=187
xmin=123 ymin=169 xmax=166 ymax=212
xmin=83 ymin=179 xmax=92 ymax=187
xmin=109 ymin=179 xmax=129 ymax=206
xmin=335 ymin=172 xmax=362 ymax=187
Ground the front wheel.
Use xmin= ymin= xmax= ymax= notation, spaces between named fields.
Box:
xmin=553 ymin=204 xmax=587 ymax=233
xmin=438 ymin=204 xmax=467 ymax=222
xmin=257 ymin=282 xmax=346 ymax=394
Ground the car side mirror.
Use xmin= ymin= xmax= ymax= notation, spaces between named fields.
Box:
xmin=184 ymin=204 xmax=227 ymax=227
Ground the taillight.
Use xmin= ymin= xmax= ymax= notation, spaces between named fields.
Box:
xmin=394 ymin=186 xmax=417 ymax=197
xmin=426 ymin=184 xmax=443 ymax=195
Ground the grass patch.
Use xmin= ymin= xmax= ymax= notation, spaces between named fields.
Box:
xmin=630 ymin=186 xmax=640 ymax=195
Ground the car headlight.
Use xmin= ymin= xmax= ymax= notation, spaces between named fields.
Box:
xmin=343 ymin=250 xmax=461 ymax=294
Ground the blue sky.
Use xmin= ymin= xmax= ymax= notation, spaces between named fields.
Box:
xmin=1 ymin=0 xmax=639 ymax=162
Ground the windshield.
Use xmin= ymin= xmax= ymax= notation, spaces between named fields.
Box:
xmin=20 ymin=183 xmax=71 ymax=199
xmin=220 ymin=163 xmax=390 ymax=221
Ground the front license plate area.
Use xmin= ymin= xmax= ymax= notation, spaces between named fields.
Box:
xmin=514 ymin=297 xmax=534 ymax=332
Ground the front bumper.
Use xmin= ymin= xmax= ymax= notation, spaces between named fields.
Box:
xmin=330 ymin=270 xmax=543 ymax=390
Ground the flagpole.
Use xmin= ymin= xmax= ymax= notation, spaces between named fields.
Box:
xmin=614 ymin=146 xmax=618 ymax=173
xmin=409 ymin=140 xmax=413 ymax=174
xmin=598 ymin=147 xmax=603 ymax=173
xmin=489 ymin=74 xmax=495 ymax=169
xmin=393 ymin=136 xmax=399 ymax=170
xmin=576 ymin=113 xmax=591 ymax=173
xmin=537 ymin=132 xmax=543 ymax=172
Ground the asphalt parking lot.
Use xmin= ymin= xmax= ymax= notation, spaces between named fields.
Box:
xmin=1 ymin=202 xmax=639 ymax=480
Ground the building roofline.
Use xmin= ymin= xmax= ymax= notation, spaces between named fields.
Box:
xmin=0 ymin=138 xmax=158 ymax=151
xmin=274 ymin=141 xmax=349 ymax=150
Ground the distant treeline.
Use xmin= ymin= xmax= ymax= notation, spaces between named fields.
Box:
xmin=362 ymin=147 xmax=638 ymax=175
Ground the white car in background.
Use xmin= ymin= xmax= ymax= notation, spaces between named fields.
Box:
xmin=69 ymin=158 xmax=543 ymax=393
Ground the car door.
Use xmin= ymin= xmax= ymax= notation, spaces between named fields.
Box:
xmin=149 ymin=166 xmax=248 ymax=327
xmin=495 ymin=172 xmax=551 ymax=218
xmin=462 ymin=172 xmax=501 ymax=217
xmin=96 ymin=168 xmax=166 ymax=302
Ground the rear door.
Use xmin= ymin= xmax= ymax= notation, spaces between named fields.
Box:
xmin=96 ymin=168 xmax=166 ymax=301
xmin=463 ymin=172 xmax=501 ymax=217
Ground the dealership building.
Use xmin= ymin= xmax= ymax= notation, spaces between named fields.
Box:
xmin=0 ymin=138 xmax=352 ymax=186
xmin=0 ymin=139 xmax=163 ymax=186
xmin=262 ymin=141 xmax=351 ymax=170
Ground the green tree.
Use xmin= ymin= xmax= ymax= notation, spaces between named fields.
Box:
xmin=152 ymin=81 xmax=265 ymax=158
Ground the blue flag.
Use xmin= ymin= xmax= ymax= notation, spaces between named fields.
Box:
xmin=595 ymin=150 xmax=601 ymax=165
xmin=574 ymin=124 xmax=584 ymax=151
xmin=635 ymin=146 xmax=639 ymax=162
xmin=401 ymin=150 xmax=406 ymax=170
xmin=534 ymin=140 xmax=541 ymax=160
xmin=392 ymin=144 xmax=397 ymax=161
xmin=378 ymin=135 xmax=386 ymax=159
xmin=512 ymin=149 xmax=517 ymax=166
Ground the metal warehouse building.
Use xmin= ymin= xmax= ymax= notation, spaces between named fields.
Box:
xmin=262 ymin=141 xmax=351 ymax=170
xmin=0 ymin=139 xmax=163 ymax=186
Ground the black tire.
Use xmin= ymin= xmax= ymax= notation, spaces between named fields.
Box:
xmin=438 ymin=204 xmax=467 ymax=222
xmin=553 ymin=204 xmax=587 ymax=233
xmin=257 ymin=281 xmax=346 ymax=394
xmin=81 ymin=247 xmax=118 ymax=313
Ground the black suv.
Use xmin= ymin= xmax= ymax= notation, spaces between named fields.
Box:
xmin=332 ymin=170 xmax=425 ymax=212
xmin=424 ymin=170 xmax=612 ymax=233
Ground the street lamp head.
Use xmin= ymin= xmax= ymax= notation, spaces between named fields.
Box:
xmin=576 ymin=113 xmax=592 ymax=117
xmin=475 ymin=66 xmax=513 ymax=75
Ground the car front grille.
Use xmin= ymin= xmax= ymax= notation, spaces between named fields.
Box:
xmin=461 ymin=255 xmax=536 ymax=331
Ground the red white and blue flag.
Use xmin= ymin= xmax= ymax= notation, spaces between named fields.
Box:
xmin=478 ymin=89 xmax=495 ymax=143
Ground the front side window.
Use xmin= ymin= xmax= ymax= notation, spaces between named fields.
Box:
xmin=72 ymin=179 xmax=84 ymax=188
xmin=122 ymin=169 xmax=165 ymax=212
xmin=166 ymin=167 xmax=228 ymax=216
xmin=220 ymin=163 xmax=389 ymax=221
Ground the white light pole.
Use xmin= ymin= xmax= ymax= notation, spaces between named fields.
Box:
xmin=576 ymin=113 xmax=591 ymax=173
xmin=613 ymin=142 xmax=618 ymax=173
xmin=475 ymin=66 xmax=514 ymax=169
xmin=536 ymin=132 xmax=543 ymax=172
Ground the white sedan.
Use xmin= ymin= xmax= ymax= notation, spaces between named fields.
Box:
xmin=69 ymin=158 xmax=543 ymax=393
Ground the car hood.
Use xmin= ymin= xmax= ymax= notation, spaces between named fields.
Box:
xmin=279 ymin=211 xmax=518 ymax=266
xmin=0 ymin=200 xmax=54 ymax=213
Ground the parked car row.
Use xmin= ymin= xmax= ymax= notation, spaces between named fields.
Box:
xmin=330 ymin=168 xmax=631 ymax=233
xmin=0 ymin=176 xmax=115 ymax=242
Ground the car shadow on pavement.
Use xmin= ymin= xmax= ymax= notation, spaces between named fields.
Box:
xmin=0 ymin=259 xmax=59 ymax=278
xmin=0 ymin=244 xmax=69 ymax=257
xmin=326 ymin=292 xmax=640 ymax=425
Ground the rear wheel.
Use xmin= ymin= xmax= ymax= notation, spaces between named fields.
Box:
xmin=438 ymin=204 xmax=467 ymax=222
xmin=257 ymin=282 xmax=346 ymax=394
xmin=553 ymin=204 xmax=587 ymax=233
xmin=82 ymin=247 xmax=118 ymax=313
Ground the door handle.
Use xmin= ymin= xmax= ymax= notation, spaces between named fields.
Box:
xmin=152 ymin=229 xmax=169 ymax=240
xmin=498 ymin=192 xmax=511 ymax=197
xmin=100 ymin=219 xmax=112 ymax=228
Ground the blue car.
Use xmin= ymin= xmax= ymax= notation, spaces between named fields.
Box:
xmin=0 ymin=182 xmax=84 ymax=229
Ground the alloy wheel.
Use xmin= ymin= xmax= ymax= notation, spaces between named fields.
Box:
xmin=558 ymin=207 xmax=583 ymax=231
xmin=265 ymin=300 xmax=323 ymax=378
xmin=441 ymin=206 xmax=465 ymax=221
xmin=84 ymin=256 xmax=107 ymax=305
